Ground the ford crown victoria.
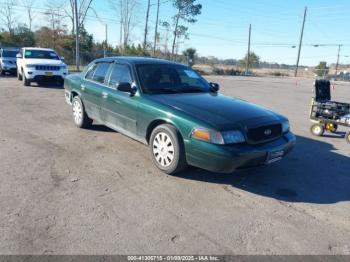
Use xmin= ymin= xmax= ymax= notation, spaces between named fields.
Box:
xmin=64 ymin=57 xmax=296 ymax=174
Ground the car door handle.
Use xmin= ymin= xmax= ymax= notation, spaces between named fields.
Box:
xmin=81 ymin=84 xmax=86 ymax=91
xmin=102 ymin=92 xmax=108 ymax=99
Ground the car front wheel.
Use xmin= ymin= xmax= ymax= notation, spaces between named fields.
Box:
xmin=72 ymin=96 xmax=92 ymax=128
xmin=150 ymin=124 xmax=187 ymax=174
xmin=17 ymin=69 xmax=23 ymax=80
xmin=22 ymin=70 xmax=30 ymax=86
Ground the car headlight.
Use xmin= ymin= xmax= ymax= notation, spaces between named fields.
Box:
xmin=222 ymin=130 xmax=246 ymax=144
xmin=25 ymin=64 xmax=36 ymax=69
xmin=282 ymin=120 xmax=290 ymax=133
xmin=191 ymin=128 xmax=245 ymax=145
xmin=61 ymin=65 xmax=68 ymax=70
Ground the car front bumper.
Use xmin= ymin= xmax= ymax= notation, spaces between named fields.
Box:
xmin=185 ymin=132 xmax=296 ymax=173
xmin=24 ymin=70 xmax=68 ymax=81
xmin=1 ymin=65 xmax=17 ymax=73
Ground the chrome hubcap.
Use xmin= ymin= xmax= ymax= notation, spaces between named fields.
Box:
xmin=153 ymin=132 xmax=175 ymax=167
xmin=73 ymin=100 xmax=83 ymax=124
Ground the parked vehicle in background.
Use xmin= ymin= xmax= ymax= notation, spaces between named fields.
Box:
xmin=64 ymin=57 xmax=296 ymax=174
xmin=16 ymin=47 xmax=68 ymax=86
xmin=0 ymin=47 xmax=20 ymax=75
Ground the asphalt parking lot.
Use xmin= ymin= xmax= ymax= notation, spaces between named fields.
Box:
xmin=0 ymin=75 xmax=349 ymax=255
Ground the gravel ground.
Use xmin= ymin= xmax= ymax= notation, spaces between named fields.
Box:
xmin=0 ymin=75 xmax=349 ymax=255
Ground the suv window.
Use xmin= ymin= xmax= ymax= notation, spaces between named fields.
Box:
xmin=92 ymin=63 xmax=111 ymax=84
xmin=108 ymin=64 xmax=132 ymax=87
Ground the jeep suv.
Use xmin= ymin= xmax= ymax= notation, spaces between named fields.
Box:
xmin=0 ymin=48 xmax=19 ymax=75
xmin=16 ymin=47 xmax=68 ymax=86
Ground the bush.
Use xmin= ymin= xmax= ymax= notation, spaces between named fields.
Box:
xmin=212 ymin=67 xmax=243 ymax=76
xmin=269 ymin=71 xmax=289 ymax=77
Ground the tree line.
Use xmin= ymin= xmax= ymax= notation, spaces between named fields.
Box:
xmin=0 ymin=0 xmax=202 ymax=65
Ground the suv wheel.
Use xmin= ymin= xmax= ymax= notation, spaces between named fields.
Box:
xmin=18 ymin=69 xmax=23 ymax=80
xmin=22 ymin=70 xmax=30 ymax=86
xmin=72 ymin=96 xmax=93 ymax=128
xmin=150 ymin=124 xmax=188 ymax=174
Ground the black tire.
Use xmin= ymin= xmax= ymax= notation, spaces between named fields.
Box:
xmin=72 ymin=96 xmax=93 ymax=128
xmin=59 ymin=79 xmax=64 ymax=88
xmin=310 ymin=124 xmax=325 ymax=137
xmin=325 ymin=123 xmax=338 ymax=133
xmin=150 ymin=124 xmax=188 ymax=174
xmin=18 ymin=69 xmax=23 ymax=81
xmin=22 ymin=70 xmax=30 ymax=86
xmin=346 ymin=132 xmax=350 ymax=144
xmin=0 ymin=67 xmax=4 ymax=76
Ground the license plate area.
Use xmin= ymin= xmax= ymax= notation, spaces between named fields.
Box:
xmin=45 ymin=72 xmax=53 ymax=76
xmin=266 ymin=150 xmax=284 ymax=165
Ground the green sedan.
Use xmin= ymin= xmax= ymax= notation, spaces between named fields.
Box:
xmin=64 ymin=57 xmax=296 ymax=174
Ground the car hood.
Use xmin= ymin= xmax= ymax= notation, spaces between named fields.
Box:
xmin=1 ymin=58 xmax=17 ymax=63
xmin=23 ymin=59 xmax=65 ymax=66
xmin=147 ymin=93 xmax=283 ymax=130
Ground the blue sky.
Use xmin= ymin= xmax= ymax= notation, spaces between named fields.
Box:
xmin=84 ymin=0 xmax=350 ymax=66
xmin=3 ymin=0 xmax=350 ymax=66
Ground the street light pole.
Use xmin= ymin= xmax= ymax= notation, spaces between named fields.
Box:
xmin=245 ymin=24 xmax=251 ymax=76
xmin=295 ymin=6 xmax=307 ymax=77
xmin=335 ymin=44 xmax=342 ymax=75
xmin=74 ymin=0 xmax=80 ymax=71
xmin=104 ymin=24 xmax=108 ymax=58
xmin=153 ymin=0 xmax=160 ymax=57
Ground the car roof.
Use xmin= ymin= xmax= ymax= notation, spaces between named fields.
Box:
xmin=93 ymin=56 xmax=185 ymax=66
xmin=22 ymin=47 xmax=56 ymax=51
xmin=0 ymin=47 xmax=20 ymax=51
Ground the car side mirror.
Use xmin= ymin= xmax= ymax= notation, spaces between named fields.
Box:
xmin=210 ymin=82 xmax=220 ymax=92
xmin=117 ymin=82 xmax=136 ymax=95
xmin=16 ymin=53 xmax=22 ymax=59
xmin=61 ymin=56 xmax=65 ymax=61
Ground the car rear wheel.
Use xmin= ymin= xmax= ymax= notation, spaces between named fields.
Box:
xmin=150 ymin=124 xmax=187 ymax=174
xmin=72 ymin=96 xmax=93 ymax=128
xmin=311 ymin=123 xmax=325 ymax=137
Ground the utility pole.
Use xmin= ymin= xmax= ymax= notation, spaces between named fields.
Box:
xmin=335 ymin=44 xmax=342 ymax=75
xmin=245 ymin=24 xmax=251 ymax=76
xmin=143 ymin=0 xmax=151 ymax=51
xmin=74 ymin=0 xmax=80 ymax=71
xmin=153 ymin=0 xmax=160 ymax=57
xmin=104 ymin=24 xmax=108 ymax=58
xmin=295 ymin=6 xmax=307 ymax=77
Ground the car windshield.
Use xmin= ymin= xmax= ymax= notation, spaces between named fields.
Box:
xmin=24 ymin=50 xmax=60 ymax=60
xmin=2 ymin=50 xmax=18 ymax=58
xmin=136 ymin=64 xmax=210 ymax=94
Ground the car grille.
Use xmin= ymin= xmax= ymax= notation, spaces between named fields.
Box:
xmin=246 ymin=124 xmax=282 ymax=144
xmin=35 ymin=65 xmax=61 ymax=71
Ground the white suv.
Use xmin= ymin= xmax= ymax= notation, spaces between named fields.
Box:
xmin=16 ymin=47 xmax=68 ymax=86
